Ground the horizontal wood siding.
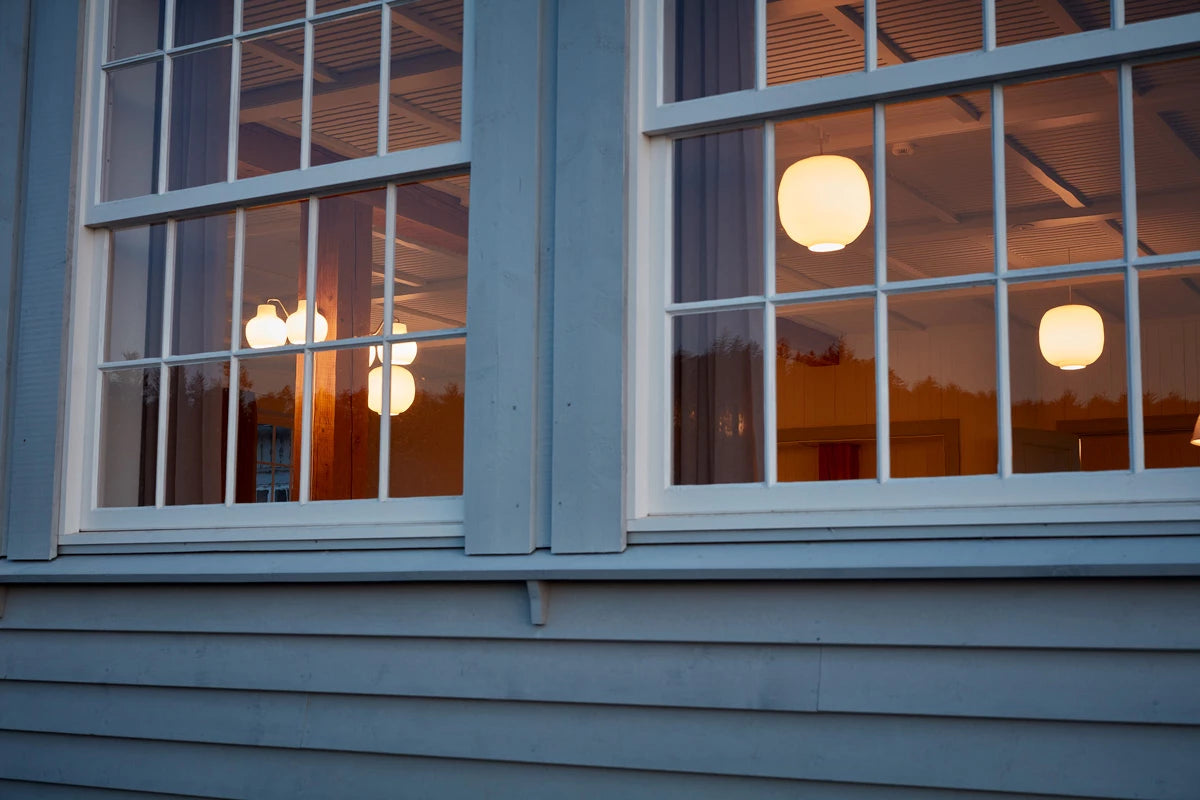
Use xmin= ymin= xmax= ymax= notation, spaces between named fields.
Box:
xmin=1 ymin=579 xmax=1198 ymax=799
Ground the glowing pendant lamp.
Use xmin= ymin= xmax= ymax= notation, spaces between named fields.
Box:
xmin=1191 ymin=413 xmax=1199 ymax=447
xmin=1038 ymin=304 xmax=1104 ymax=370
xmin=367 ymin=364 xmax=416 ymax=416
xmin=245 ymin=304 xmax=287 ymax=349
xmin=284 ymin=299 xmax=328 ymax=345
xmin=370 ymin=322 xmax=417 ymax=367
xmin=778 ymin=154 xmax=871 ymax=253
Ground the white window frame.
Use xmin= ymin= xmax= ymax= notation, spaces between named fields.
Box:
xmin=628 ymin=0 xmax=1200 ymax=536
xmin=61 ymin=0 xmax=478 ymax=547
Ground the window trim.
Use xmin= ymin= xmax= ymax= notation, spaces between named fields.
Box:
xmin=628 ymin=0 xmax=1200 ymax=534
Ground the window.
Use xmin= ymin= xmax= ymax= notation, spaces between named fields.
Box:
xmin=630 ymin=0 xmax=1200 ymax=529
xmin=65 ymin=0 xmax=473 ymax=542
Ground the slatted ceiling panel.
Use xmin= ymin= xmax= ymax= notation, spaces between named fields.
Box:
xmin=1015 ymin=123 xmax=1122 ymax=199
xmin=1126 ymin=0 xmax=1200 ymax=23
xmin=391 ymin=0 xmax=464 ymax=60
xmin=314 ymin=14 xmax=380 ymax=73
xmin=1008 ymin=220 xmax=1121 ymax=267
xmin=891 ymin=238 xmax=993 ymax=278
xmin=243 ymin=0 xmax=306 ymax=32
xmin=767 ymin=14 xmax=863 ymax=85
xmin=878 ymin=0 xmax=983 ymax=60
xmin=1138 ymin=210 xmax=1200 ymax=254
xmin=311 ymin=101 xmax=377 ymax=153
xmin=995 ymin=0 xmax=1067 ymax=45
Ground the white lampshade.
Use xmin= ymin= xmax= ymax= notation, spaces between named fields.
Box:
xmin=778 ymin=154 xmax=871 ymax=253
xmin=370 ymin=322 xmax=417 ymax=366
xmin=1191 ymin=413 xmax=1199 ymax=447
xmin=245 ymin=304 xmax=287 ymax=349
xmin=284 ymin=299 xmax=329 ymax=345
xmin=367 ymin=364 xmax=416 ymax=416
xmin=1038 ymin=304 xmax=1104 ymax=370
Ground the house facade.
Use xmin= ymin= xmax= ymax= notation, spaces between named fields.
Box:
xmin=2 ymin=0 xmax=1200 ymax=797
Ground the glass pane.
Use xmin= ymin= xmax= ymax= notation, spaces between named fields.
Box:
xmin=1125 ymin=0 xmax=1200 ymax=24
xmin=310 ymin=347 xmax=379 ymax=501
xmin=673 ymin=309 xmax=765 ymax=485
xmin=103 ymin=60 xmax=162 ymax=201
xmin=241 ymin=199 xmax=308 ymax=349
xmin=1004 ymin=71 xmax=1121 ymax=268
xmin=169 ymin=45 xmax=232 ymax=191
xmin=877 ymin=0 xmax=982 ymax=64
xmin=1009 ymin=274 xmax=1128 ymax=473
xmin=173 ymin=213 xmax=236 ymax=356
xmin=389 ymin=337 xmax=465 ymax=497
xmin=995 ymin=0 xmax=1108 ymax=47
xmin=674 ymin=129 xmax=764 ymax=303
xmin=316 ymin=0 xmax=363 ymax=11
xmin=388 ymin=0 xmax=464 ymax=152
xmin=238 ymin=28 xmax=306 ymax=178
xmin=777 ymin=298 xmax=876 ymax=482
xmin=312 ymin=12 xmax=381 ymax=164
xmin=1139 ymin=266 xmax=1200 ymax=469
xmin=776 ymin=108 xmax=874 ymax=291
xmin=243 ymin=0 xmax=306 ymax=31
xmin=174 ymin=0 xmax=234 ymax=47
xmin=107 ymin=224 xmax=166 ymax=362
xmin=316 ymin=188 xmax=387 ymax=341
xmin=886 ymin=90 xmax=993 ymax=281
xmin=237 ymin=354 xmax=301 ymax=502
xmin=767 ymin=1 xmax=864 ymax=86
xmin=890 ymin=287 xmax=997 ymax=477
xmin=165 ymin=361 xmax=230 ymax=505
xmin=665 ymin=0 xmax=754 ymax=102
xmin=108 ymin=0 xmax=164 ymax=62
xmin=1133 ymin=57 xmax=1200 ymax=257
xmin=390 ymin=176 xmax=469 ymax=332
xmin=98 ymin=368 xmax=160 ymax=507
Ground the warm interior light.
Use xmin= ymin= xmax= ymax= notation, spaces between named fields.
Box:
xmin=367 ymin=364 xmax=416 ymax=416
xmin=778 ymin=154 xmax=871 ymax=253
xmin=244 ymin=304 xmax=287 ymax=349
xmin=1191 ymin=413 xmax=1200 ymax=447
xmin=370 ymin=322 xmax=417 ymax=366
xmin=284 ymin=299 xmax=328 ymax=345
xmin=1038 ymin=303 xmax=1104 ymax=370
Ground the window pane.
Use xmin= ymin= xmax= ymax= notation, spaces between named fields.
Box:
xmin=173 ymin=213 xmax=236 ymax=356
xmin=1125 ymin=0 xmax=1200 ymax=24
xmin=767 ymin=2 xmax=864 ymax=86
xmin=316 ymin=188 xmax=387 ymax=341
xmin=886 ymin=89 xmax=993 ymax=281
xmin=312 ymin=12 xmax=381 ymax=164
xmin=237 ymin=354 xmax=301 ymax=502
xmin=103 ymin=60 xmax=162 ymax=201
xmin=108 ymin=0 xmax=164 ymax=62
xmin=666 ymin=0 xmax=754 ymax=102
xmin=673 ymin=309 xmax=765 ymax=485
xmin=174 ymin=0 xmax=234 ymax=47
xmin=310 ymin=347 xmax=379 ymax=501
xmin=241 ymin=199 xmax=308 ymax=350
xmin=890 ymin=287 xmax=997 ymax=477
xmin=1009 ymin=274 xmax=1128 ymax=473
xmin=388 ymin=0 xmax=464 ymax=152
xmin=165 ymin=361 xmax=230 ymax=505
xmin=169 ymin=45 xmax=232 ymax=191
xmin=877 ymin=0 xmax=982 ymax=63
xmin=1139 ymin=266 xmax=1200 ymax=469
xmin=995 ymin=0 xmax=1108 ymax=47
xmin=238 ymin=28 xmax=306 ymax=178
xmin=99 ymin=368 xmax=160 ymax=507
xmin=776 ymin=108 xmax=874 ymax=291
xmin=1133 ymin=57 xmax=1200 ymax=257
xmin=243 ymin=0 xmax=305 ymax=31
xmin=777 ymin=298 xmax=876 ymax=482
xmin=316 ymin=0 xmax=363 ymax=12
xmin=390 ymin=176 xmax=469 ymax=332
xmin=107 ymin=224 xmax=166 ymax=362
xmin=1004 ymin=71 xmax=1121 ymax=268
xmin=389 ymin=337 xmax=465 ymax=497
xmin=675 ymin=129 xmax=764 ymax=303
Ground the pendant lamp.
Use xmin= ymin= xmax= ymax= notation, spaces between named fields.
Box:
xmin=1191 ymin=413 xmax=1199 ymax=447
xmin=778 ymin=155 xmax=871 ymax=253
xmin=284 ymin=299 xmax=328 ymax=345
xmin=245 ymin=304 xmax=287 ymax=349
xmin=367 ymin=364 xmax=416 ymax=416
xmin=370 ymin=322 xmax=417 ymax=367
xmin=1038 ymin=304 xmax=1104 ymax=370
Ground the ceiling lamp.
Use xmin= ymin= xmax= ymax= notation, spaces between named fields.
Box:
xmin=367 ymin=364 xmax=416 ymax=416
xmin=370 ymin=322 xmax=417 ymax=367
xmin=1191 ymin=413 xmax=1199 ymax=447
xmin=778 ymin=155 xmax=871 ymax=253
xmin=245 ymin=304 xmax=287 ymax=349
xmin=1038 ymin=304 xmax=1104 ymax=370
xmin=284 ymin=299 xmax=328 ymax=345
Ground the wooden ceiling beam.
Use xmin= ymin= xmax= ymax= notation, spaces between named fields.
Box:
xmin=243 ymin=38 xmax=337 ymax=83
xmin=389 ymin=94 xmax=459 ymax=139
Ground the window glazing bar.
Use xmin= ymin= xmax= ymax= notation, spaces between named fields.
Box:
xmin=763 ymin=121 xmax=777 ymax=485
xmin=755 ymin=0 xmax=767 ymax=89
xmin=1119 ymin=62 xmax=1145 ymax=472
xmin=154 ymin=220 xmax=178 ymax=507
xmin=301 ymin=20 xmax=314 ymax=170
xmin=377 ymin=4 xmax=391 ymax=157
xmin=873 ymin=102 xmax=889 ymax=482
xmin=298 ymin=196 xmax=318 ymax=503
xmin=378 ymin=183 xmax=397 ymax=499
xmin=991 ymin=85 xmax=1014 ymax=478
xmin=864 ymin=0 xmax=877 ymax=71
xmin=224 ymin=208 xmax=247 ymax=505
xmin=983 ymin=0 xmax=997 ymax=52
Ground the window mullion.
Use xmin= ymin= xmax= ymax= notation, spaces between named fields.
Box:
xmin=864 ymin=0 xmax=877 ymax=72
xmin=226 ymin=3 xmax=242 ymax=184
xmin=300 ymin=20 xmax=314 ymax=170
xmin=377 ymin=3 xmax=391 ymax=157
xmin=298 ymin=196 xmax=318 ymax=503
xmin=755 ymin=0 xmax=767 ymax=89
xmin=155 ymin=220 xmax=178 ymax=507
xmin=991 ymin=84 xmax=1014 ymax=479
xmin=1119 ymin=62 xmax=1145 ymax=472
xmin=873 ymin=101 xmax=889 ymax=482
xmin=378 ymin=183 xmax=396 ymax=499
xmin=224 ymin=208 xmax=246 ymax=506
xmin=983 ymin=0 xmax=997 ymax=52
xmin=763 ymin=121 xmax=777 ymax=485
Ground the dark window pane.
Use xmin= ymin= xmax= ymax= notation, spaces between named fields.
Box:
xmin=674 ymin=129 xmax=764 ymax=303
xmin=165 ymin=361 xmax=230 ymax=505
xmin=312 ymin=12 xmax=381 ymax=164
xmin=169 ymin=45 xmax=232 ymax=190
xmin=777 ymin=299 xmax=876 ymax=482
xmin=174 ymin=0 xmax=234 ymax=47
xmin=310 ymin=347 xmax=379 ymax=501
xmin=1010 ymin=275 xmax=1128 ymax=473
xmin=239 ymin=355 xmax=301 ymax=503
xmin=1139 ymin=266 xmax=1200 ymax=469
xmin=389 ymin=338 xmax=465 ymax=497
xmin=767 ymin=2 xmax=864 ymax=85
xmin=673 ymin=309 xmax=765 ymax=485
xmin=238 ymin=28 xmax=306 ymax=178
xmin=108 ymin=0 xmax=164 ymax=61
xmin=666 ymin=0 xmax=755 ymax=102
xmin=173 ymin=213 xmax=235 ymax=356
xmin=99 ymin=368 xmax=160 ymax=507
xmin=389 ymin=0 xmax=464 ymax=152
xmin=107 ymin=224 xmax=166 ymax=362
xmin=103 ymin=60 xmax=162 ymax=201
